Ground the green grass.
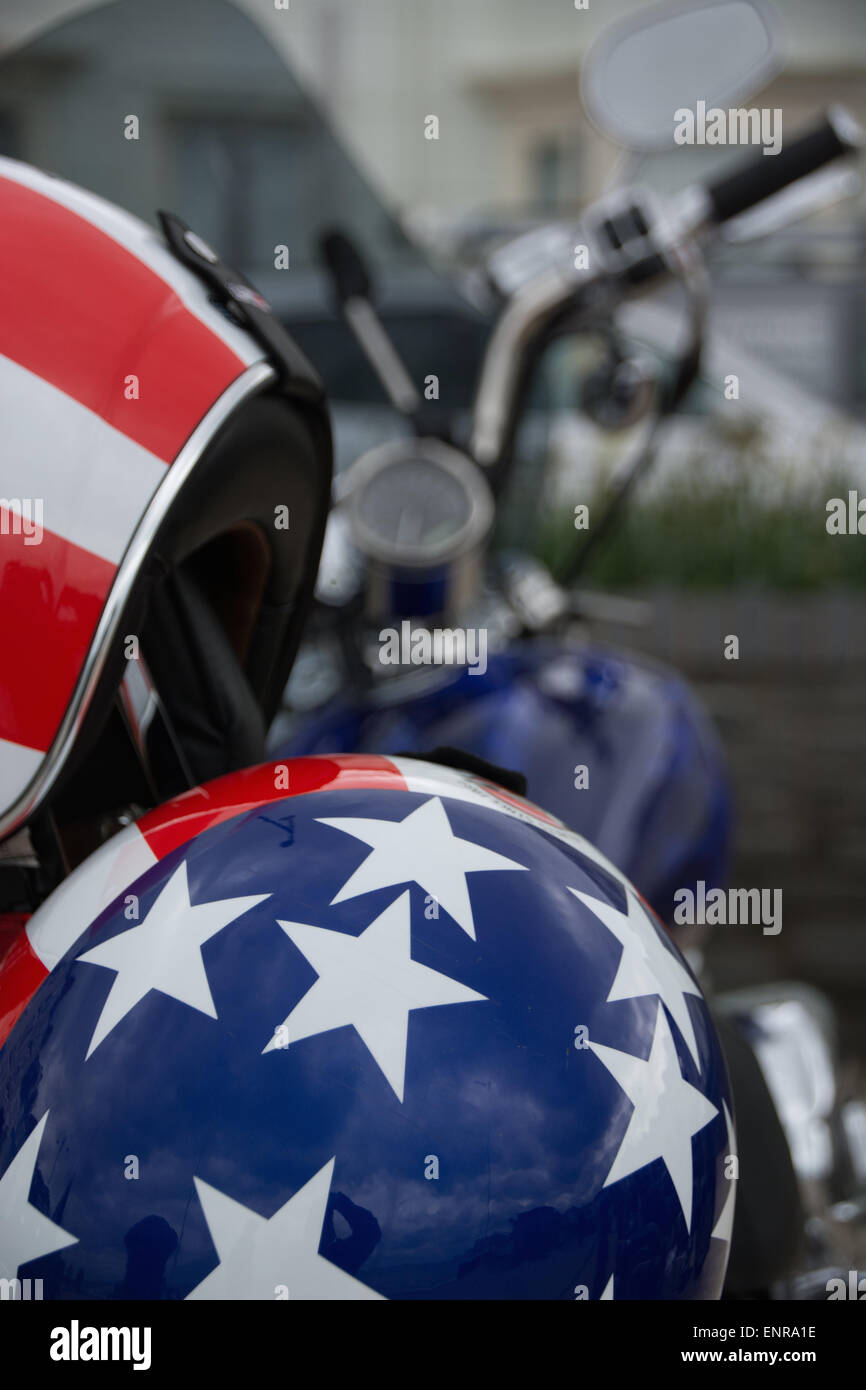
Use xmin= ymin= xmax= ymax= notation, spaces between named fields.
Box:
xmin=534 ymin=477 xmax=866 ymax=590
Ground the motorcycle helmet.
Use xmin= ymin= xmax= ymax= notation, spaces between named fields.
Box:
xmin=0 ymin=753 xmax=735 ymax=1299
xmin=0 ymin=156 xmax=332 ymax=908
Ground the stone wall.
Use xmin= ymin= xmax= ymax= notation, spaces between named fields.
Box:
xmin=591 ymin=588 xmax=866 ymax=1061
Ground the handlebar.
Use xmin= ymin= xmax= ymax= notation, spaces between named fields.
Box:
xmin=704 ymin=106 xmax=862 ymax=224
xmin=472 ymin=107 xmax=861 ymax=470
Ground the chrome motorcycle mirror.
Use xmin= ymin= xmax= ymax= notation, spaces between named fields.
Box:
xmin=580 ymin=0 xmax=784 ymax=152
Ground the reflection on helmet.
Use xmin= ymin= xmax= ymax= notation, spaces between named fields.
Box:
xmin=0 ymin=755 xmax=734 ymax=1299
xmin=0 ymin=157 xmax=331 ymax=898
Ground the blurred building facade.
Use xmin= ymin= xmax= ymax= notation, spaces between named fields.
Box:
xmin=246 ymin=0 xmax=866 ymax=220
xmin=256 ymin=0 xmax=866 ymax=416
xmin=0 ymin=0 xmax=864 ymax=413
xmin=2 ymin=0 xmax=864 ymax=220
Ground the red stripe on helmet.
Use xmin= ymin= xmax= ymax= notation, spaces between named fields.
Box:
xmin=0 ymin=512 xmax=115 ymax=754
xmin=138 ymin=755 xmax=408 ymax=860
xmin=0 ymin=176 xmax=246 ymax=463
xmin=0 ymin=923 xmax=47 ymax=1052
xmin=0 ymin=913 xmax=30 ymax=969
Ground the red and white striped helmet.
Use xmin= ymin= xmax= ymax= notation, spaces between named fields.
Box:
xmin=0 ymin=157 xmax=332 ymax=859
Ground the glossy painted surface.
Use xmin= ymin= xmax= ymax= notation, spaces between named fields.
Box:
xmin=282 ymin=641 xmax=732 ymax=923
xmin=0 ymin=157 xmax=265 ymax=822
xmin=0 ymin=764 xmax=733 ymax=1299
xmin=0 ymin=756 xmax=405 ymax=1049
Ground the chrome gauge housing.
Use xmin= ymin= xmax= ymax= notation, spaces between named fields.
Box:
xmin=342 ymin=438 xmax=494 ymax=622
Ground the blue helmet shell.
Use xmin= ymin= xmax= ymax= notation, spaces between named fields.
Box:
xmin=0 ymin=779 xmax=734 ymax=1300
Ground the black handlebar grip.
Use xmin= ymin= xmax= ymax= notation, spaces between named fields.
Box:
xmin=705 ymin=106 xmax=861 ymax=224
xmin=319 ymin=228 xmax=373 ymax=303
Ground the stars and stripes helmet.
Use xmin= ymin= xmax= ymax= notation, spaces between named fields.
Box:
xmin=0 ymin=753 xmax=736 ymax=1300
xmin=0 ymin=157 xmax=332 ymax=906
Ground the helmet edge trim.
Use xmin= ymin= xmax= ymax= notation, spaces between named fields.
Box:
xmin=0 ymin=360 xmax=276 ymax=844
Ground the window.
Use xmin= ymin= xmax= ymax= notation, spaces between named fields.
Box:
xmin=171 ymin=117 xmax=304 ymax=271
xmin=531 ymin=137 xmax=563 ymax=214
xmin=0 ymin=111 xmax=19 ymax=158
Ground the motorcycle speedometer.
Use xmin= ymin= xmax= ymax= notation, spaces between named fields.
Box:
xmin=342 ymin=438 xmax=494 ymax=621
xmin=346 ymin=439 xmax=492 ymax=566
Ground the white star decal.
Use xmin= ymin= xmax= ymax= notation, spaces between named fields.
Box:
xmin=186 ymin=1158 xmax=384 ymax=1300
xmin=570 ymin=887 xmax=703 ymax=1068
xmin=263 ymin=890 xmax=486 ymax=1101
xmin=317 ymin=796 xmax=526 ymax=939
xmin=77 ymin=861 xmax=268 ymax=1057
xmin=0 ymin=1112 xmax=77 ymax=1279
xmin=712 ymin=1101 xmax=737 ymax=1244
xmin=590 ymin=1003 xmax=718 ymax=1232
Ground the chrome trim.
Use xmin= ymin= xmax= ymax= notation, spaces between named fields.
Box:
xmin=0 ymin=360 xmax=276 ymax=843
xmin=0 ymin=826 xmax=38 ymax=868
xmin=345 ymin=438 xmax=494 ymax=569
xmin=118 ymin=655 xmax=161 ymax=757
xmin=117 ymin=653 xmax=196 ymax=796
xmin=717 ymin=983 xmax=838 ymax=1185
xmin=470 ymin=267 xmax=584 ymax=467
xmin=469 ymin=181 xmax=714 ymax=470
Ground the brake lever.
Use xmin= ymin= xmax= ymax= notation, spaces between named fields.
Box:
xmin=722 ymin=163 xmax=861 ymax=243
